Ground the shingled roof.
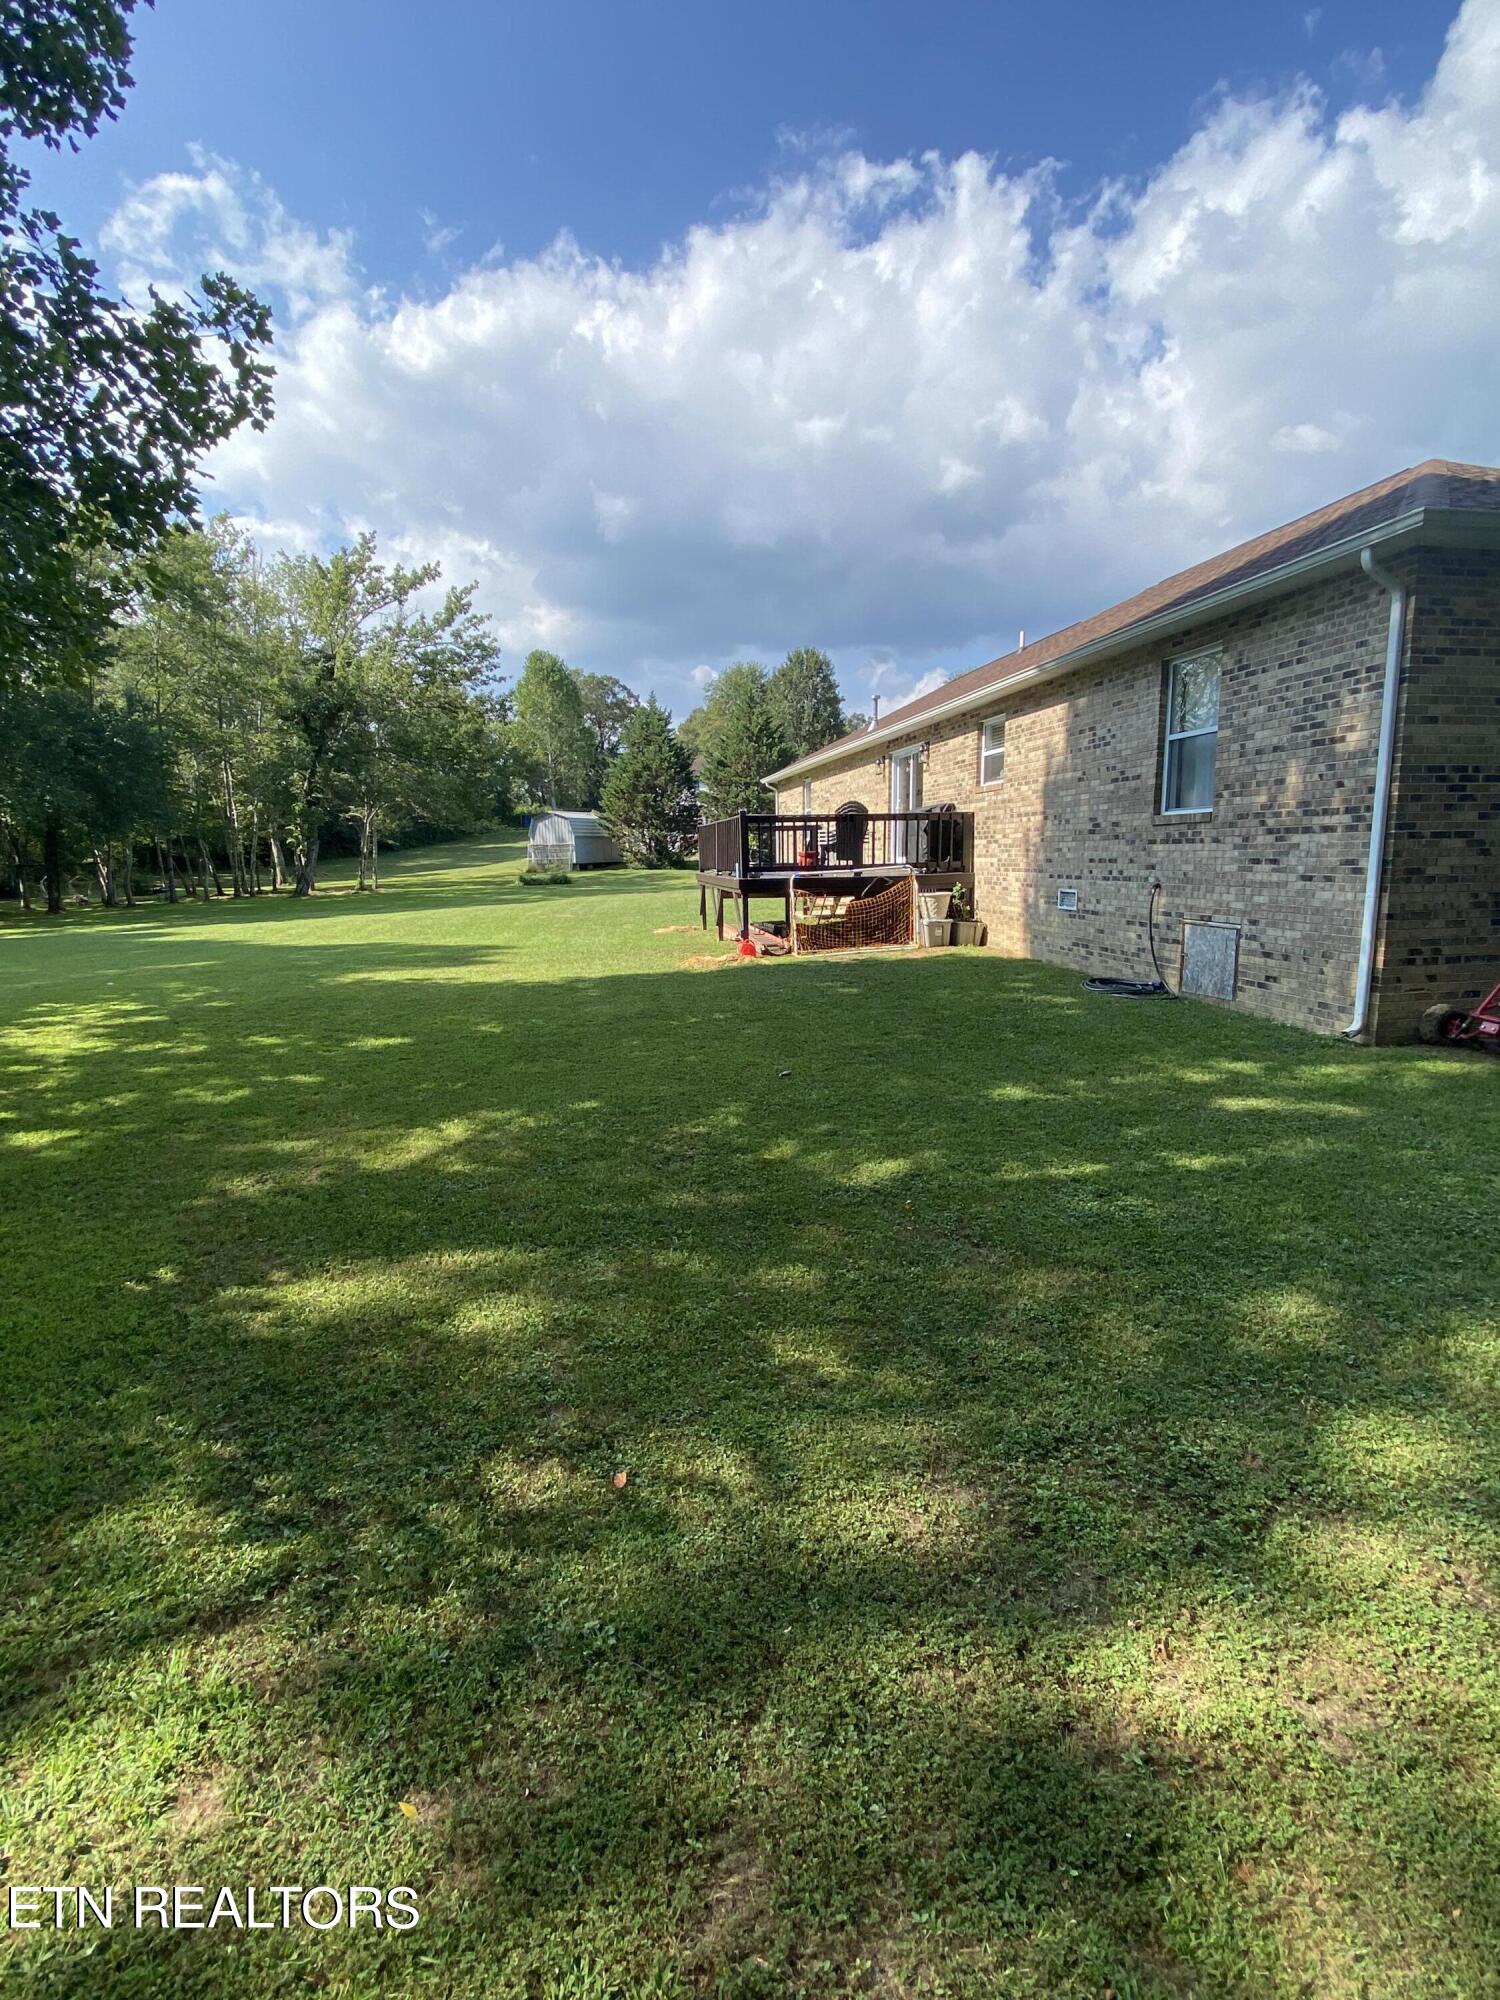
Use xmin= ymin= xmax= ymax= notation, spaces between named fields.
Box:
xmin=768 ymin=458 xmax=1500 ymax=782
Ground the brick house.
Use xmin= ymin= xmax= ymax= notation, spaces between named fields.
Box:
xmin=763 ymin=460 xmax=1500 ymax=1042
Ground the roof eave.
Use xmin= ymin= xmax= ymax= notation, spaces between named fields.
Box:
xmin=763 ymin=502 xmax=1477 ymax=787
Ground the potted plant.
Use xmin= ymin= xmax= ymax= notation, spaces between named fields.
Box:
xmin=950 ymin=883 xmax=982 ymax=946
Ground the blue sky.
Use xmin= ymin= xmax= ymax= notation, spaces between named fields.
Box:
xmin=29 ymin=0 xmax=1497 ymax=717
xmin=36 ymin=1 xmax=1450 ymax=278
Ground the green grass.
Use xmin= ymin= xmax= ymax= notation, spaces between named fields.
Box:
xmin=2 ymin=831 xmax=1498 ymax=1998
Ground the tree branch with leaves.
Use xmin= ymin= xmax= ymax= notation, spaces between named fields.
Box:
xmin=0 ymin=0 xmax=274 ymax=685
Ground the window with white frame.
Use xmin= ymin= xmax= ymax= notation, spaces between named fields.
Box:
xmin=979 ymin=716 xmax=1006 ymax=785
xmin=801 ymin=779 xmax=812 ymax=812
xmin=1160 ymin=652 xmax=1220 ymax=813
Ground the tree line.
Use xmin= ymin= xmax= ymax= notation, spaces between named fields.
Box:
xmin=0 ymin=521 xmax=509 ymax=909
xmin=0 ymin=514 xmax=866 ymax=907
xmin=585 ymin=644 xmax=864 ymax=868
xmin=516 ymin=643 xmax=862 ymax=857
xmin=0 ymin=525 xmax=683 ymax=908
xmin=679 ymin=650 xmax=865 ymax=822
xmin=512 ymin=642 xmax=860 ymax=823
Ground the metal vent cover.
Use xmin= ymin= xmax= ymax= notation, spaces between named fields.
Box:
xmin=1181 ymin=920 xmax=1239 ymax=1001
xmin=1056 ymin=887 xmax=1079 ymax=912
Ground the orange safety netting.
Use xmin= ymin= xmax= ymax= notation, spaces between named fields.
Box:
xmin=792 ymin=875 xmax=916 ymax=954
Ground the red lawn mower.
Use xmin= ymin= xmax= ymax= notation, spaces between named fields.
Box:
xmin=1419 ymin=978 xmax=1500 ymax=1053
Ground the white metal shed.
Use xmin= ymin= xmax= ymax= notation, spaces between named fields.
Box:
xmin=526 ymin=810 xmax=623 ymax=870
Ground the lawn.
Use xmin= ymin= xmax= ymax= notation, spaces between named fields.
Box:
xmin=3 ymin=832 xmax=1499 ymax=1999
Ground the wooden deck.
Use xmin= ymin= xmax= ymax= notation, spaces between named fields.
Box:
xmin=695 ymin=809 xmax=974 ymax=940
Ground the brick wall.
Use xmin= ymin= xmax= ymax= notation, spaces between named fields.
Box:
xmin=778 ymin=564 xmax=1416 ymax=1037
xmin=1372 ymin=548 xmax=1500 ymax=1040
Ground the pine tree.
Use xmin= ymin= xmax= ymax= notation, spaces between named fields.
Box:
xmin=675 ymin=705 xmax=709 ymax=760
xmin=600 ymin=698 xmax=696 ymax=866
xmin=767 ymin=646 xmax=847 ymax=760
xmin=697 ymin=663 xmax=785 ymax=819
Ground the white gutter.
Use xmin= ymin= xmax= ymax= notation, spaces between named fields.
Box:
xmin=764 ymin=504 xmax=1432 ymax=787
xmin=1343 ymin=547 xmax=1408 ymax=1040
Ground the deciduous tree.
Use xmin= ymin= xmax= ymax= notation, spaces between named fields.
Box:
xmin=342 ymin=579 xmax=501 ymax=889
xmin=110 ymin=521 xmax=281 ymax=899
xmin=512 ymin=650 xmax=591 ymax=808
xmin=1 ymin=520 xmax=507 ymax=911
xmin=0 ymin=0 xmax=273 ymax=685
xmin=273 ymin=537 xmax=442 ymax=895
xmin=0 ymin=675 xmax=165 ymax=910
xmin=766 ymin=646 xmax=847 ymax=761
xmin=573 ymin=670 xmax=639 ymax=807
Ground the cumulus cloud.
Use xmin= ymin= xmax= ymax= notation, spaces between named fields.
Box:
xmin=102 ymin=0 xmax=1500 ymax=718
xmin=874 ymin=665 xmax=951 ymax=713
xmin=101 ymin=145 xmax=356 ymax=322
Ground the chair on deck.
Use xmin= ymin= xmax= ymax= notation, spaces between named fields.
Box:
xmin=925 ymin=801 xmax=959 ymax=871
xmin=831 ymin=800 xmax=868 ymax=865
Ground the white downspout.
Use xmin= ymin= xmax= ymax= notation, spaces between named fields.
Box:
xmin=1343 ymin=547 xmax=1407 ymax=1039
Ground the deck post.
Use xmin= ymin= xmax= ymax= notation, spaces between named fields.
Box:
xmin=737 ymin=811 xmax=751 ymax=939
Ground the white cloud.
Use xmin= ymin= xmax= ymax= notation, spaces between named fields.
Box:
xmin=1338 ymin=46 xmax=1389 ymax=92
xmin=937 ymin=456 xmax=982 ymax=495
xmin=418 ymin=208 xmax=462 ymax=258
xmin=591 ymin=489 xmax=638 ymax=543
xmin=102 ymin=145 xmax=355 ymax=323
xmin=1271 ymin=421 xmax=1344 ymax=454
xmin=871 ymin=663 xmax=949 ymax=712
xmin=105 ymin=1 xmax=1500 ymax=718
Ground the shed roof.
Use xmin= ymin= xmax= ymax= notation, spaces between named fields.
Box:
xmin=530 ymin=810 xmax=609 ymax=831
xmin=766 ymin=458 xmax=1500 ymax=785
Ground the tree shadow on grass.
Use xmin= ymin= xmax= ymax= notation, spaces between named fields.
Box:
xmin=2 ymin=938 xmax=1499 ymax=1996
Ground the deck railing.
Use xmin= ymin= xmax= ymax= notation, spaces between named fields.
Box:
xmin=697 ymin=809 xmax=971 ymax=876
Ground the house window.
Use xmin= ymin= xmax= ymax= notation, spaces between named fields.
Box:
xmin=801 ymin=780 xmax=812 ymax=812
xmin=979 ymin=716 xmax=1006 ymax=786
xmin=1161 ymin=652 xmax=1220 ymax=813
